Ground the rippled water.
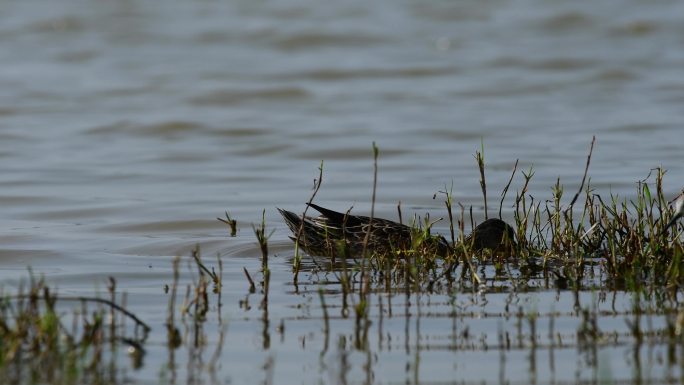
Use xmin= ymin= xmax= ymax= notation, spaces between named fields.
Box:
xmin=1 ymin=0 xmax=684 ymax=384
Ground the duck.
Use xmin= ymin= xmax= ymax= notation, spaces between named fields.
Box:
xmin=278 ymin=204 xmax=516 ymax=257
xmin=464 ymin=217 xmax=517 ymax=253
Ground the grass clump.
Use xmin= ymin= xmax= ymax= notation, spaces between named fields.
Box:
xmin=263 ymin=138 xmax=683 ymax=296
xmin=0 ymin=273 xmax=148 ymax=385
xmin=0 ymin=247 xmax=229 ymax=385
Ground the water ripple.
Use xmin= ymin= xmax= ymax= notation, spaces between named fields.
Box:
xmin=189 ymin=87 xmax=310 ymax=106
xmin=273 ymin=66 xmax=458 ymax=81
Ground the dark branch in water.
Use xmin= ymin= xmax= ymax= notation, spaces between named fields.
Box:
xmin=7 ymin=294 xmax=152 ymax=334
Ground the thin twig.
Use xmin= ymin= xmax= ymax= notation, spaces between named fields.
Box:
xmin=361 ymin=142 xmax=379 ymax=295
xmin=243 ymin=267 xmax=256 ymax=293
xmin=293 ymin=161 xmax=324 ymax=282
xmin=475 ymin=140 xmax=488 ymax=219
xmin=500 ymin=159 xmax=519 ymax=219
xmin=566 ymin=136 xmax=595 ymax=211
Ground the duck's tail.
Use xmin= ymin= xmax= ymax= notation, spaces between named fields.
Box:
xmin=277 ymin=208 xmax=304 ymax=240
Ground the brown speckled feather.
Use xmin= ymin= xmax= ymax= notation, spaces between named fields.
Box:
xmin=278 ymin=204 xmax=449 ymax=257
xmin=279 ymin=204 xmax=516 ymax=257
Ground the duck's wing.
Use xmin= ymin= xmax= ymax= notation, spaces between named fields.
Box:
xmin=307 ymin=203 xmax=366 ymax=227
xmin=278 ymin=207 xmax=344 ymax=242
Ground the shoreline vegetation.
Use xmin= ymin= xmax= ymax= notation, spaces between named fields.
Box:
xmin=278 ymin=138 xmax=684 ymax=293
xmin=2 ymin=137 xmax=684 ymax=384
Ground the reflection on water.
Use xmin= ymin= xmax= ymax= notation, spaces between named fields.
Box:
xmin=1 ymin=0 xmax=684 ymax=383
xmin=7 ymin=219 xmax=684 ymax=384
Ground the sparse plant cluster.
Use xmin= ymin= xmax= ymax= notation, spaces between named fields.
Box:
xmin=0 ymin=274 xmax=148 ymax=384
xmin=0 ymin=251 xmax=229 ymax=385
xmin=164 ymin=250 xmax=226 ymax=384
xmin=507 ymin=139 xmax=684 ymax=290
xmin=274 ymin=138 xmax=684 ymax=297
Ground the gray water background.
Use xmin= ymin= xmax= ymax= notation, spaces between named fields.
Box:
xmin=1 ymin=1 xmax=683 ymax=383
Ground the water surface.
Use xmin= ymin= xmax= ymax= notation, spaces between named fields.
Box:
xmin=1 ymin=0 xmax=684 ymax=383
